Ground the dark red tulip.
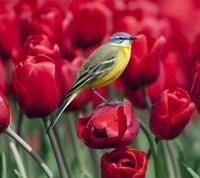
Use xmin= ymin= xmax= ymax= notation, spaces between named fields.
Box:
xmin=190 ymin=57 xmax=200 ymax=113
xmin=101 ymin=147 xmax=148 ymax=178
xmin=72 ymin=1 xmax=112 ymax=48
xmin=0 ymin=92 xmax=12 ymax=133
xmin=78 ymin=99 xmax=139 ymax=149
xmin=150 ymin=87 xmax=195 ymax=140
xmin=12 ymin=54 xmax=60 ymax=118
xmin=0 ymin=60 xmax=8 ymax=93
xmin=59 ymin=57 xmax=92 ymax=111
xmin=120 ymin=34 xmax=165 ymax=90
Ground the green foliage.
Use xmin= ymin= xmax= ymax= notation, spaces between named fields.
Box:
xmin=14 ymin=170 xmax=24 ymax=178
xmin=1 ymin=152 xmax=7 ymax=178
xmin=183 ymin=163 xmax=200 ymax=178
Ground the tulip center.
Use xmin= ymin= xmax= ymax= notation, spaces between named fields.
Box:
xmin=93 ymin=128 xmax=108 ymax=138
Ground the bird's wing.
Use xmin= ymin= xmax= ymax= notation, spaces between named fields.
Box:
xmin=66 ymin=55 xmax=116 ymax=97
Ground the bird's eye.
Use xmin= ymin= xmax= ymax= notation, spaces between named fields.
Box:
xmin=119 ymin=37 xmax=124 ymax=40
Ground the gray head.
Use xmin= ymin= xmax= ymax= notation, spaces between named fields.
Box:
xmin=108 ymin=32 xmax=137 ymax=45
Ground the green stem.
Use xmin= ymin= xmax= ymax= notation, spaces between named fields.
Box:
xmin=166 ymin=141 xmax=181 ymax=178
xmin=5 ymin=127 xmax=54 ymax=178
xmin=5 ymin=135 xmax=28 ymax=178
xmin=138 ymin=119 xmax=161 ymax=178
xmin=42 ymin=118 xmax=67 ymax=178
xmin=147 ymin=136 xmax=160 ymax=158
xmin=140 ymin=86 xmax=152 ymax=114
xmin=53 ymin=122 xmax=73 ymax=178
xmin=68 ymin=113 xmax=83 ymax=170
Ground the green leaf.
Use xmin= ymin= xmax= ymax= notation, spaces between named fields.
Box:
xmin=1 ymin=152 xmax=7 ymax=178
xmin=14 ymin=170 xmax=24 ymax=178
xmin=183 ymin=163 xmax=200 ymax=178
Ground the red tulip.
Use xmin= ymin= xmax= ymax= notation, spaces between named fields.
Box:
xmin=101 ymin=147 xmax=148 ymax=178
xmin=190 ymin=57 xmax=200 ymax=113
xmin=13 ymin=0 xmax=46 ymax=42
xmin=163 ymin=50 xmax=190 ymax=91
xmin=123 ymin=61 xmax=165 ymax=109
xmin=72 ymin=1 xmax=112 ymax=48
xmin=150 ymin=87 xmax=195 ymax=140
xmin=12 ymin=34 xmax=61 ymax=65
xmin=29 ymin=2 xmax=68 ymax=43
xmin=0 ymin=92 xmax=12 ymax=133
xmin=78 ymin=99 xmax=139 ymax=149
xmin=59 ymin=57 xmax=92 ymax=111
xmin=12 ymin=54 xmax=60 ymax=118
xmin=0 ymin=60 xmax=8 ymax=93
xmin=120 ymin=34 xmax=165 ymax=90
xmin=0 ymin=1 xmax=21 ymax=59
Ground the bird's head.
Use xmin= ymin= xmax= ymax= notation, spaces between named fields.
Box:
xmin=108 ymin=32 xmax=137 ymax=45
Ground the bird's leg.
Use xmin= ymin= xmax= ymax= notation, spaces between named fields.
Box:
xmin=90 ymin=88 xmax=117 ymax=107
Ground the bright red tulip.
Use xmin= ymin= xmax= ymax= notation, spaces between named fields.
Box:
xmin=120 ymin=34 xmax=165 ymax=90
xmin=12 ymin=54 xmax=60 ymax=118
xmin=78 ymin=99 xmax=139 ymax=149
xmin=101 ymin=147 xmax=148 ymax=178
xmin=150 ymin=87 xmax=195 ymax=140
xmin=0 ymin=92 xmax=11 ymax=133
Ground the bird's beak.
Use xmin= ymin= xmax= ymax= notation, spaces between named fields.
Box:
xmin=130 ymin=36 xmax=137 ymax=41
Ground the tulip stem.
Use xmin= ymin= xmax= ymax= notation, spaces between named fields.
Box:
xmin=147 ymin=136 xmax=160 ymax=158
xmin=140 ymin=86 xmax=152 ymax=113
xmin=5 ymin=135 xmax=28 ymax=178
xmin=5 ymin=127 xmax=54 ymax=178
xmin=42 ymin=118 xmax=68 ymax=178
xmin=53 ymin=121 xmax=73 ymax=178
xmin=138 ymin=119 xmax=161 ymax=178
xmin=166 ymin=141 xmax=181 ymax=178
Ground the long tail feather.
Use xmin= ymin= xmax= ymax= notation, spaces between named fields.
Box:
xmin=46 ymin=94 xmax=76 ymax=134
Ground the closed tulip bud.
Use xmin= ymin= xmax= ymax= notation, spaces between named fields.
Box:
xmin=12 ymin=54 xmax=60 ymax=118
xmin=72 ymin=2 xmax=112 ymax=48
xmin=101 ymin=147 xmax=148 ymax=178
xmin=78 ymin=99 xmax=139 ymax=149
xmin=12 ymin=34 xmax=61 ymax=65
xmin=150 ymin=87 xmax=195 ymax=140
xmin=120 ymin=34 xmax=165 ymax=90
xmin=0 ymin=92 xmax=11 ymax=133
xmin=30 ymin=2 xmax=68 ymax=43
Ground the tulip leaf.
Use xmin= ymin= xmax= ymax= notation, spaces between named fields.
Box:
xmin=80 ymin=169 xmax=93 ymax=178
xmin=14 ymin=169 xmax=24 ymax=178
xmin=1 ymin=152 xmax=7 ymax=178
xmin=183 ymin=163 xmax=200 ymax=178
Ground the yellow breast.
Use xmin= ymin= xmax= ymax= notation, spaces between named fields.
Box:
xmin=89 ymin=44 xmax=131 ymax=88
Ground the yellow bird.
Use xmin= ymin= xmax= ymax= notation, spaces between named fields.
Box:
xmin=46 ymin=32 xmax=137 ymax=133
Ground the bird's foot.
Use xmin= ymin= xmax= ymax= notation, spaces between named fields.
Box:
xmin=96 ymin=99 xmax=122 ymax=110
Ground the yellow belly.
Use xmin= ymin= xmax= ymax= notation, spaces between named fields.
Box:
xmin=89 ymin=46 xmax=131 ymax=88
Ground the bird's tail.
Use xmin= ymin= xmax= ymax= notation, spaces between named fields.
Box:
xmin=46 ymin=94 xmax=77 ymax=134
